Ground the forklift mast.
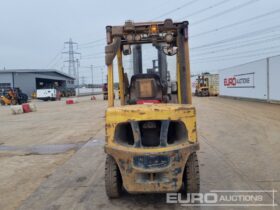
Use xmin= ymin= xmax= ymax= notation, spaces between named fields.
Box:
xmin=133 ymin=45 xmax=143 ymax=74
xmin=158 ymin=44 xmax=168 ymax=86
xmin=105 ymin=19 xmax=192 ymax=106
xmin=132 ymin=43 xmax=168 ymax=86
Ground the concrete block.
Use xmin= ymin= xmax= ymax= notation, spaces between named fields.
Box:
xmin=29 ymin=103 xmax=37 ymax=112
xmin=11 ymin=105 xmax=24 ymax=115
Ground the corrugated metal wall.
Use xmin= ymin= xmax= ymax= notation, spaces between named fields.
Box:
xmin=14 ymin=73 xmax=37 ymax=97
xmin=0 ymin=73 xmax=13 ymax=85
xmin=218 ymin=55 xmax=280 ymax=102
xmin=0 ymin=73 xmax=13 ymax=95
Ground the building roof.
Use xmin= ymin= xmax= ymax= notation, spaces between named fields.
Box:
xmin=0 ymin=69 xmax=75 ymax=80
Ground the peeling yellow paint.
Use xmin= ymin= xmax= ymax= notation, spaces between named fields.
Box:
xmin=104 ymin=104 xmax=199 ymax=193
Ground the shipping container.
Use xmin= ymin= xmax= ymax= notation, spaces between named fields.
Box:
xmin=191 ymin=75 xmax=197 ymax=94
xmin=204 ymin=74 xmax=219 ymax=96
xmin=191 ymin=74 xmax=219 ymax=96
xmin=218 ymin=55 xmax=280 ymax=103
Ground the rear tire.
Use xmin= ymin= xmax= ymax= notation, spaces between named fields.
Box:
xmin=202 ymin=90 xmax=209 ymax=97
xmin=105 ymin=155 xmax=122 ymax=198
xmin=0 ymin=100 xmax=5 ymax=106
xmin=11 ymin=99 xmax=17 ymax=105
xmin=181 ymin=152 xmax=200 ymax=195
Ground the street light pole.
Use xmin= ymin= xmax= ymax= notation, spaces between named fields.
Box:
xmin=101 ymin=68 xmax=104 ymax=84
xmin=76 ymin=59 xmax=80 ymax=97
xmin=91 ymin=65 xmax=94 ymax=93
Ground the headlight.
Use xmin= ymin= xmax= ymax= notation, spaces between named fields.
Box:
xmin=126 ymin=34 xmax=134 ymax=42
xmin=165 ymin=33 xmax=173 ymax=43
xmin=149 ymin=24 xmax=159 ymax=35
xmin=135 ymin=34 xmax=141 ymax=41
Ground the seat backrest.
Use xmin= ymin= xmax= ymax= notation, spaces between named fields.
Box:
xmin=129 ymin=74 xmax=163 ymax=103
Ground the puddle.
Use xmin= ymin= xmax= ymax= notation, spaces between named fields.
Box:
xmin=84 ymin=139 xmax=103 ymax=147
xmin=0 ymin=143 xmax=85 ymax=155
xmin=0 ymin=139 xmax=103 ymax=155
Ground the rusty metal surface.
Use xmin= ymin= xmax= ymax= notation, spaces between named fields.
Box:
xmin=106 ymin=104 xmax=197 ymax=143
xmin=105 ymin=143 xmax=199 ymax=193
xmin=104 ymin=104 xmax=199 ymax=193
xmin=106 ymin=19 xmax=188 ymax=45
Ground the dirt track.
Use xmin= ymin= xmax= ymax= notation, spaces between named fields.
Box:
xmin=0 ymin=96 xmax=279 ymax=210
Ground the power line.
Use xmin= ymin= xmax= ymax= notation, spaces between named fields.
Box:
xmin=191 ymin=8 xmax=280 ymax=38
xmin=79 ymin=38 xmax=105 ymax=46
xmin=192 ymin=44 xmax=280 ymax=60
xmin=78 ymin=42 xmax=105 ymax=49
xmin=192 ymin=50 xmax=280 ymax=63
xmin=46 ymin=52 xmax=61 ymax=68
xmin=191 ymin=36 xmax=280 ymax=59
xmin=82 ymin=51 xmax=104 ymax=58
xmin=191 ymin=32 xmax=280 ymax=54
xmin=80 ymin=65 xmax=105 ymax=69
xmin=74 ymin=0 xmax=260 ymax=57
xmin=46 ymin=46 xmax=64 ymax=68
xmin=190 ymin=24 xmax=280 ymax=50
xmin=191 ymin=0 xmax=260 ymax=25
xmin=142 ymin=0 xmax=174 ymax=18
xmin=50 ymin=57 xmax=64 ymax=69
xmin=81 ymin=55 xmax=105 ymax=60
xmin=193 ymin=32 xmax=280 ymax=52
xmin=151 ymin=0 xmax=200 ymax=20
xmin=178 ymin=0 xmax=232 ymax=20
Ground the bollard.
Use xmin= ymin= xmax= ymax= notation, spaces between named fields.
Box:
xmin=11 ymin=105 xmax=24 ymax=115
xmin=22 ymin=103 xmax=31 ymax=113
xmin=29 ymin=103 xmax=37 ymax=112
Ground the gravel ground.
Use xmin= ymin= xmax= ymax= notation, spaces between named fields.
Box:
xmin=1 ymin=96 xmax=279 ymax=210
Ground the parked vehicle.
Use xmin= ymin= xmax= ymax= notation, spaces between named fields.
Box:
xmin=104 ymin=19 xmax=199 ymax=198
xmin=36 ymin=89 xmax=60 ymax=101
xmin=195 ymin=73 xmax=219 ymax=97
xmin=102 ymin=83 xmax=108 ymax=100
xmin=59 ymin=88 xmax=76 ymax=97
xmin=0 ymin=88 xmax=28 ymax=105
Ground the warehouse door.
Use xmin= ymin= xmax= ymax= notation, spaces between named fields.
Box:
xmin=36 ymin=78 xmax=66 ymax=89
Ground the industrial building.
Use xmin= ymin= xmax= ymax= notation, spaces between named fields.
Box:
xmin=219 ymin=55 xmax=280 ymax=103
xmin=0 ymin=69 xmax=75 ymax=97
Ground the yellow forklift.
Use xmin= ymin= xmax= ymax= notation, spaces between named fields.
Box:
xmin=104 ymin=19 xmax=199 ymax=198
xmin=0 ymin=88 xmax=28 ymax=106
xmin=195 ymin=74 xmax=210 ymax=97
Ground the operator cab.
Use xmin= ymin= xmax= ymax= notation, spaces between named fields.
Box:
xmin=128 ymin=73 xmax=167 ymax=104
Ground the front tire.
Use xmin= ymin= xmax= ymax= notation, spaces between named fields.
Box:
xmin=181 ymin=152 xmax=200 ymax=195
xmin=0 ymin=99 xmax=5 ymax=106
xmin=202 ymin=90 xmax=209 ymax=97
xmin=105 ymin=155 xmax=122 ymax=198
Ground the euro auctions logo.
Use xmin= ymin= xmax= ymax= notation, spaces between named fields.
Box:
xmin=224 ymin=72 xmax=255 ymax=88
xmin=166 ymin=190 xmax=278 ymax=207
xmin=224 ymin=77 xmax=237 ymax=87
